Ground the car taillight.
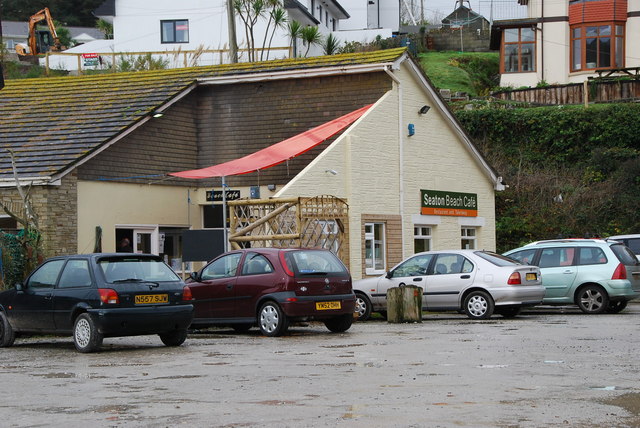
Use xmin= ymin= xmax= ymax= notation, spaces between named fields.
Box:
xmin=279 ymin=251 xmax=295 ymax=277
xmin=612 ymin=263 xmax=627 ymax=280
xmin=98 ymin=288 xmax=119 ymax=305
xmin=507 ymin=272 xmax=522 ymax=285
xmin=182 ymin=285 xmax=193 ymax=301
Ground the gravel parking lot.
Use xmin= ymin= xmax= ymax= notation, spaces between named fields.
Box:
xmin=1 ymin=304 xmax=640 ymax=428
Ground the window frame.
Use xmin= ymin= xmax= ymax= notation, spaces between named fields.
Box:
xmin=364 ymin=222 xmax=386 ymax=275
xmin=570 ymin=22 xmax=624 ymax=72
xmin=461 ymin=227 xmax=477 ymax=250
xmin=501 ymin=26 xmax=536 ymax=73
xmin=161 ymin=19 xmax=189 ymax=44
xmin=413 ymin=225 xmax=432 ymax=253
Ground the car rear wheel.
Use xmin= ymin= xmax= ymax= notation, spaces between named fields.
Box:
xmin=496 ymin=305 xmax=521 ymax=318
xmin=576 ymin=285 xmax=609 ymax=314
xmin=606 ymin=300 xmax=628 ymax=314
xmin=463 ymin=291 xmax=494 ymax=320
xmin=324 ymin=313 xmax=353 ymax=333
xmin=354 ymin=292 xmax=372 ymax=321
xmin=159 ymin=329 xmax=188 ymax=347
xmin=258 ymin=302 xmax=289 ymax=337
xmin=73 ymin=313 xmax=103 ymax=353
xmin=0 ymin=311 xmax=16 ymax=348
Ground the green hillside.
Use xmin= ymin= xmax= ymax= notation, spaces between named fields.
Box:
xmin=418 ymin=51 xmax=500 ymax=96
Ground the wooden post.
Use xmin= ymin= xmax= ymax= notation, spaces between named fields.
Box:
xmin=387 ymin=285 xmax=422 ymax=323
xmin=583 ymin=80 xmax=589 ymax=108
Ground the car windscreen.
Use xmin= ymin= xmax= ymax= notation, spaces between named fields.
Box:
xmin=475 ymin=251 xmax=520 ymax=266
xmin=284 ymin=250 xmax=348 ymax=276
xmin=610 ymin=244 xmax=639 ymax=266
xmin=98 ymin=257 xmax=182 ymax=283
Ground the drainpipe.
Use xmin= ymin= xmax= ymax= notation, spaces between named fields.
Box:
xmin=541 ymin=0 xmax=544 ymax=82
xmin=385 ymin=66 xmax=406 ymax=259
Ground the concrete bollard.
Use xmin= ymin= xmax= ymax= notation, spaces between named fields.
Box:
xmin=387 ymin=285 xmax=423 ymax=323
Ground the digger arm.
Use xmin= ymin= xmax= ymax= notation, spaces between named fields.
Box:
xmin=26 ymin=7 xmax=62 ymax=54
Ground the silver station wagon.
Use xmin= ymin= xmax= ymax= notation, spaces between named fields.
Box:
xmin=353 ymin=250 xmax=544 ymax=320
xmin=504 ymin=239 xmax=640 ymax=314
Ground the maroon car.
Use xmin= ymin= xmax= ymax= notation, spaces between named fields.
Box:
xmin=187 ymin=248 xmax=356 ymax=336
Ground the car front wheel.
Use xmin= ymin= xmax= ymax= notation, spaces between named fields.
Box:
xmin=324 ymin=313 xmax=353 ymax=333
xmin=159 ymin=329 xmax=188 ymax=347
xmin=73 ymin=313 xmax=103 ymax=353
xmin=258 ymin=302 xmax=289 ymax=337
xmin=463 ymin=291 xmax=494 ymax=320
xmin=354 ymin=292 xmax=372 ymax=321
xmin=0 ymin=311 xmax=15 ymax=348
xmin=576 ymin=285 xmax=609 ymax=314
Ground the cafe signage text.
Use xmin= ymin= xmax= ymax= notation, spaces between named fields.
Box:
xmin=421 ymin=189 xmax=477 ymax=217
xmin=206 ymin=190 xmax=241 ymax=202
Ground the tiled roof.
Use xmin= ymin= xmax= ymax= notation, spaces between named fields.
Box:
xmin=0 ymin=48 xmax=406 ymax=180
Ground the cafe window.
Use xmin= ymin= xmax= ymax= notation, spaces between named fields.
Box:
xmin=571 ymin=23 xmax=624 ymax=71
xmin=502 ymin=27 xmax=536 ymax=73
xmin=161 ymin=19 xmax=189 ymax=43
xmin=414 ymin=226 xmax=432 ymax=253
xmin=365 ymin=222 xmax=386 ymax=274
xmin=461 ymin=227 xmax=476 ymax=249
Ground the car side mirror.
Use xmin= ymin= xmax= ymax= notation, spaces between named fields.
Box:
xmin=189 ymin=271 xmax=198 ymax=281
xmin=15 ymin=283 xmax=24 ymax=291
xmin=385 ymin=271 xmax=393 ymax=279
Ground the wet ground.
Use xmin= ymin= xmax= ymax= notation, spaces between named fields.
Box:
xmin=1 ymin=304 xmax=640 ymax=427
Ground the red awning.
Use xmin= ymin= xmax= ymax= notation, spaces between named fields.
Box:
xmin=170 ymin=104 xmax=372 ymax=179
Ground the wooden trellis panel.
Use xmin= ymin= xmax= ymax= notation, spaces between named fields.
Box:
xmin=228 ymin=195 xmax=350 ymax=268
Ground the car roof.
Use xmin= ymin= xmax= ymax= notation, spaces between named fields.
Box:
xmin=522 ymin=239 xmax=611 ymax=247
xmin=607 ymin=234 xmax=640 ymax=240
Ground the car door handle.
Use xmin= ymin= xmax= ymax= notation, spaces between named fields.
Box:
xmin=460 ymin=275 xmax=470 ymax=279
xmin=412 ymin=277 xmax=423 ymax=282
xmin=563 ymin=270 xmax=574 ymax=274
xmin=226 ymin=284 xmax=234 ymax=290
xmin=44 ymin=294 xmax=53 ymax=300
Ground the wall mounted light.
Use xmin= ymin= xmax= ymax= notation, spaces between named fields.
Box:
xmin=419 ymin=105 xmax=431 ymax=115
xmin=152 ymin=112 xmax=164 ymax=118
xmin=325 ymin=169 xmax=338 ymax=175
xmin=267 ymin=184 xmax=276 ymax=191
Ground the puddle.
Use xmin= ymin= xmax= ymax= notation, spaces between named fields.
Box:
xmin=476 ymin=364 xmax=509 ymax=369
xmin=543 ymin=360 xmax=565 ymax=364
xmin=590 ymin=386 xmax=618 ymax=391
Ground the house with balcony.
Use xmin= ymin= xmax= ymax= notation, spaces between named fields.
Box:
xmin=491 ymin=0 xmax=640 ymax=87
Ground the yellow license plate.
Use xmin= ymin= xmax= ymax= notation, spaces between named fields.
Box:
xmin=526 ymin=273 xmax=537 ymax=281
xmin=316 ymin=301 xmax=341 ymax=310
xmin=135 ymin=294 xmax=168 ymax=305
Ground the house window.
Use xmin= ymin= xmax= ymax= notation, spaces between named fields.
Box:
xmin=502 ymin=27 xmax=535 ymax=73
xmin=161 ymin=19 xmax=189 ymax=44
xmin=461 ymin=227 xmax=476 ymax=249
xmin=414 ymin=226 xmax=432 ymax=253
xmin=365 ymin=223 xmax=386 ymax=274
xmin=571 ymin=23 xmax=624 ymax=71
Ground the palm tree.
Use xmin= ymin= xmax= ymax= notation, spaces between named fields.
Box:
xmin=96 ymin=19 xmax=113 ymax=40
xmin=287 ymin=20 xmax=302 ymax=58
xmin=300 ymin=26 xmax=322 ymax=57
xmin=263 ymin=8 xmax=287 ymax=61
xmin=323 ymin=33 xmax=340 ymax=55
xmin=234 ymin=0 xmax=266 ymax=62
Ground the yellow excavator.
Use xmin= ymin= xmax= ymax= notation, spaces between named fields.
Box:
xmin=15 ymin=8 xmax=64 ymax=58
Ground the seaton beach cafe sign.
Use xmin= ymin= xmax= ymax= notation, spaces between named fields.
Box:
xmin=421 ymin=190 xmax=478 ymax=217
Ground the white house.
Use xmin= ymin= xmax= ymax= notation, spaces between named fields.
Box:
xmin=42 ymin=0 xmax=399 ymax=71
xmin=491 ymin=0 xmax=640 ymax=87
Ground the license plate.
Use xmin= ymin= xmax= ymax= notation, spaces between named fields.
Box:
xmin=135 ymin=294 xmax=168 ymax=305
xmin=316 ymin=301 xmax=341 ymax=310
xmin=526 ymin=273 xmax=537 ymax=281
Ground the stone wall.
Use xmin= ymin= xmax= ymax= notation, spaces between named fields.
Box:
xmin=427 ymin=29 xmax=491 ymax=52
xmin=0 ymin=172 xmax=78 ymax=257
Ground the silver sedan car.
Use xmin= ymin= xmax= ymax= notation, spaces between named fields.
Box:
xmin=353 ymin=250 xmax=545 ymax=320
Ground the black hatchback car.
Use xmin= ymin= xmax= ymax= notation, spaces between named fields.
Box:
xmin=0 ymin=253 xmax=194 ymax=353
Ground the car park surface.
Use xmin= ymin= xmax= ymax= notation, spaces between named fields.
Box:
xmin=187 ymin=248 xmax=356 ymax=336
xmin=0 ymin=253 xmax=194 ymax=352
xmin=504 ymin=239 xmax=640 ymax=314
xmin=353 ymin=250 xmax=544 ymax=321
xmin=2 ymin=304 xmax=640 ymax=427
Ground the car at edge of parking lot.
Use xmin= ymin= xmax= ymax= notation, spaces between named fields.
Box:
xmin=504 ymin=239 xmax=640 ymax=314
xmin=353 ymin=250 xmax=545 ymax=321
xmin=186 ymin=248 xmax=356 ymax=336
xmin=606 ymin=234 xmax=640 ymax=261
xmin=0 ymin=253 xmax=194 ymax=353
